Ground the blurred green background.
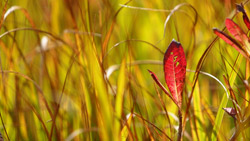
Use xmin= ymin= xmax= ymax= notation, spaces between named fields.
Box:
xmin=0 ymin=0 xmax=249 ymax=140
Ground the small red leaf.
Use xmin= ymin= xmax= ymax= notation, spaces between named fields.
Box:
xmin=148 ymin=70 xmax=178 ymax=105
xmin=225 ymin=18 xmax=249 ymax=45
xmin=223 ymin=107 xmax=237 ymax=119
xmin=236 ymin=4 xmax=250 ymax=30
xmin=164 ymin=40 xmax=186 ymax=108
xmin=213 ymin=28 xmax=248 ymax=58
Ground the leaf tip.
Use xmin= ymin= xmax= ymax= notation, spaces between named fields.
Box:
xmin=223 ymin=107 xmax=237 ymax=119
xmin=236 ymin=3 xmax=245 ymax=13
xmin=147 ymin=69 xmax=153 ymax=74
xmin=171 ymin=38 xmax=177 ymax=42
xmin=212 ymin=28 xmax=219 ymax=32
xmin=171 ymin=39 xmax=181 ymax=45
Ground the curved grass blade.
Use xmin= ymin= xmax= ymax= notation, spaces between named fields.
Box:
xmin=164 ymin=40 xmax=187 ymax=108
xmin=213 ymin=28 xmax=249 ymax=58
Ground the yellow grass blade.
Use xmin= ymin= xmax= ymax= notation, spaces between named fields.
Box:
xmin=114 ymin=58 xmax=127 ymax=140
xmin=193 ymin=81 xmax=206 ymax=140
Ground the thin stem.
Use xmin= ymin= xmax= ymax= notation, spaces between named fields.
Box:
xmin=0 ymin=113 xmax=9 ymax=141
xmin=230 ymin=116 xmax=250 ymax=140
xmin=230 ymin=124 xmax=240 ymax=141
xmin=177 ymin=109 xmax=182 ymax=141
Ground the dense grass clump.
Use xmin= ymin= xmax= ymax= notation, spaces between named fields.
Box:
xmin=0 ymin=0 xmax=249 ymax=140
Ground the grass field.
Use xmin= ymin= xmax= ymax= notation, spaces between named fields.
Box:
xmin=0 ymin=0 xmax=250 ymax=140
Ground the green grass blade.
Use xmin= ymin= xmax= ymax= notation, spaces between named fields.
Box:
xmin=121 ymin=113 xmax=133 ymax=141
xmin=211 ymin=55 xmax=243 ymax=140
xmin=211 ymin=92 xmax=228 ymax=141
xmin=86 ymin=42 xmax=113 ymax=140
xmin=193 ymin=81 xmax=206 ymax=140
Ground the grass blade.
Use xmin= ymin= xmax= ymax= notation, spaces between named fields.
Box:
xmin=211 ymin=55 xmax=243 ymax=140
xmin=193 ymin=81 xmax=205 ymax=140
xmin=114 ymin=59 xmax=127 ymax=140
xmin=121 ymin=114 xmax=133 ymax=141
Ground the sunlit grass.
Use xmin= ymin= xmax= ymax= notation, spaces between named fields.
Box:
xmin=0 ymin=0 xmax=249 ymax=140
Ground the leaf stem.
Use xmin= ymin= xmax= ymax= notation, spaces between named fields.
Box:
xmin=177 ymin=109 xmax=182 ymax=141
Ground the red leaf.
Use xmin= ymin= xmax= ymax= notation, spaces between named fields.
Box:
xmin=148 ymin=70 xmax=178 ymax=105
xmin=213 ymin=28 xmax=248 ymax=58
xmin=225 ymin=18 xmax=249 ymax=45
xmin=164 ymin=40 xmax=186 ymax=108
xmin=236 ymin=4 xmax=250 ymax=30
